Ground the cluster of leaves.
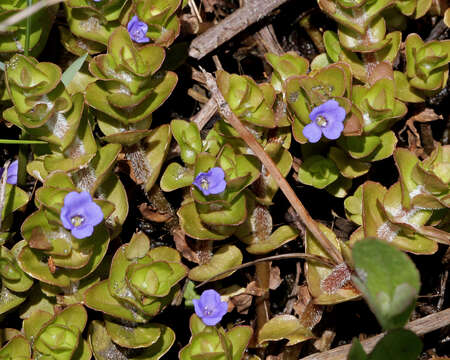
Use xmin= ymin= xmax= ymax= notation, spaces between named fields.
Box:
xmin=0 ymin=0 xmax=448 ymax=359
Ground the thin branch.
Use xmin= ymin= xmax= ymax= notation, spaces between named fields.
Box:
xmin=195 ymin=252 xmax=335 ymax=288
xmin=0 ymin=0 xmax=64 ymax=32
xmin=191 ymin=97 xmax=218 ymax=130
xmin=189 ymin=0 xmax=291 ymax=59
xmin=426 ymin=19 xmax=448 ymax=41
xmin=201 ymin=69 xmax=344 ymax=265
xmin=300 ymin=308 xmax=450 ymax=360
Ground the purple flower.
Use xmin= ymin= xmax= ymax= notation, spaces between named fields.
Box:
xmin=193 ymin=289 xmax=228 ymax=326
xmin=60 ymin=191 xmax=103 ymax=239
xmin=193 ymin=167 xmax=226 ymax=196
xmin=127 ymin=15 xmax=150 ymax=44
xmin=303 ymin=99 xmax=346 ymax=143
xmin=0 ymin=160 xmax=18 ymax=185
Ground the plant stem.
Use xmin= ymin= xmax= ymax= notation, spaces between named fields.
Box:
xmin=201 ymin=69 xmax=344 ymax=265
xmin=0 ymin=139 xmax=46 ymax=144
xmin=196 ymin=252 xmax=335 ymax=288
xmin=25 ymin=0 xmax=32 ymax=56
xmin=17 ymin=0 xmax=33 ymax=186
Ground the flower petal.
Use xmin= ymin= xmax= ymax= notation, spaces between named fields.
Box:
xmin=64 ymin=191 xmax=93 ymax=212
xmin=83 ymin=202 xmax=104 ymax=226
xmin=303 ymin=123 xmax=322 ymax=143
xmin=208 ymin=167 xmax=225 ymax=182
xmin=135 ymin=36 xmax=150 ymax=44
xmin=71 ymin=224 xmax=94 ymax=239
xmin=193 ymin=298 xmax=204 ymax=316
xmin=6 ymin=160 xmax=18 ymax=185
xmin=60 ymin=207 xmax=73 ymax=230
xmin=202 ymin=315 xmax=222 ymax=326
xmin=327 ymin=106 xmax=346 ymax=124
xmin=208 ymin=180 xmax=226 ymax=195
xmin=200 ymin=289 xmax=221 ymax=309
xmin=127 ymin=16 xmax=139 ymax=32
xmin=322 ymin=120 xmax=344 ymax=140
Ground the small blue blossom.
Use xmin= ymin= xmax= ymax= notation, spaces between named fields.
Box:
xmin=303 ymin=99 xmax=346 ymax=143
xmin=193 ymin=167 xmax=226 ymax=196
xmin=60 ymin=191 xmax=103 ymax=239
xmin=0 ymin=160 xmax=18 ymax=185
xmin=193 ymin=289 xmax=228 ymax=326
xmin=127 ymin=15 xmax=150 ymax=43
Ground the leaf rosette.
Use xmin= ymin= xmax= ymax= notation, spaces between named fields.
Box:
xmin=17 ymin=172 xmax=114 ymax=288
xmin=22 ymin=304 xmax=91 ymax=360
xmin=64 ymin=0 xmax=129 ymax=52
xmin=132 ymin=0 xmax=182 ymax=47
xmin=85 ymin=232 xmax=187 ymax=321
xmin=86 ymin=27 xmax=177 ymax=143
xmin=179 ymin=314 xmax=252 ymax=360
xmin=395 ymin=34 xmax=450 ymax=101
xmin=3 ymin=55 xmax=84 ymax=152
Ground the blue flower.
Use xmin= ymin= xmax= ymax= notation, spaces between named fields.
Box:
xmin=127 ymin=15 xmax=150 ymax=44
xmin=0 ymin=160 xmax=18 ymax=185
xmin=60 ymin=191 xmax=103 ymax=239
xmin=303 ymin=99 xmax=346 ymax=143
xmin=193 ymin=167 xmax=226 ymax=196
xmin=193 ymin=289 xmax=228 ymax=326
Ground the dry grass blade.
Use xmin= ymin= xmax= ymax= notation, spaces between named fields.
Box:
xmin=0 ymin=0 xmax=65 ymax=32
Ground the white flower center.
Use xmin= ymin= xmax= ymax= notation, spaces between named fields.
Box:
xmin=203 ymin=306 xmax=213 ymax=316
xmin=71 ymin=215 xmax=85 ymax=227
xmin=316 ymin=115 xmax=328 ymax=127
xmin=200 ymin=178 xmax=209 ymax=190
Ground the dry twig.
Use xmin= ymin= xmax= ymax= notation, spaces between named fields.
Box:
xmin=189 ymin=0 xmax=291 ymax=59
xmin=300 ymin=308 xmax=450 ymax=360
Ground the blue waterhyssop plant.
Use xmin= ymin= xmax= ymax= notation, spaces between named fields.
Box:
xmin=303 ymin=99 xmax=346 ymax=143
xmin=193 ymin=289 xmax=228 ymax=326
xmin=60 ymin=191 xmax=104 ymax=239
xmin=193 ymin=167 xmax=227 ymax=196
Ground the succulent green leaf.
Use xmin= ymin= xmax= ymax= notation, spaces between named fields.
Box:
xmin=297 ymin=155 xmax=339 ymax=189
xmin=352 ymin=238 xmax=420 ymax=330
xmin=0 ymin=336 xmax=31 ymax=360
xmin=246 ymin=225 xmax=299 ymax=255
xmin=104 ymin=318 xmax=162 ymax=349
xmin=189 ymin=244 xmax=243 ymax=281
xmin=160 ymin=162 xmax=194 ymax=192
xmin=368 ymin=329 xmax=422 ymax=360
xmin=258 ymin=315 xmax=314 ymax=346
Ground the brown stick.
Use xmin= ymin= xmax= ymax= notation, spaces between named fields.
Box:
xmin=300 ymin=308 xmax=450 ymax=360
xmin=189 ymin=0 xmax=291 ymax=59
xmin=201 ymin=69 xmax=344 ymax=265
xmin=254 ymin=24 xmax=284 ymax=55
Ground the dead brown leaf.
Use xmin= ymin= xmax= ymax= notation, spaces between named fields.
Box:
xmin=399 ymin=108 xmax=442 ymax=156
xmin=269 ymin=265 xmax=282 ymax=290
xmin=246 ymin=281 xmax=266 ymax=296
xmin=48 ymin=256 xmax=56 ymax=274
xmin=313 ymin=329 xmax=336 ymax=352
xmin=231 ymin=293 xmax=253 ymax=314
xmin=139 ymin=203 xmax=173 ymax=223
xmin=173 ymin=228 xmax=201 ymax=264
